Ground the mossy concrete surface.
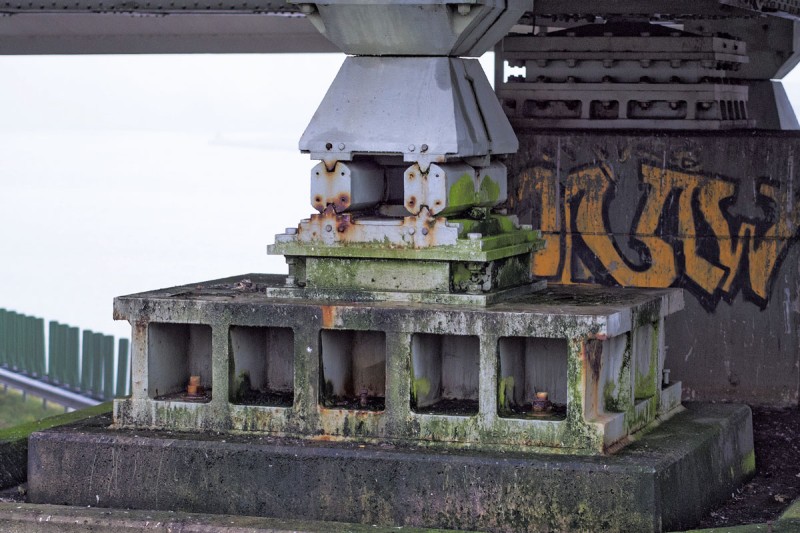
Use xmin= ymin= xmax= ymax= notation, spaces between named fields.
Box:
xmin=27 ymin=403 xmax=752 ymax=533
xmin=0 ymin=503 xmax=461 ymax=533
xmin=0 ymin=402 xmax=111 ymax=490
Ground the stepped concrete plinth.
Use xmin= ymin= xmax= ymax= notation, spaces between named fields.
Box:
xmin=27 ymin=402 xmax=754 ymax=533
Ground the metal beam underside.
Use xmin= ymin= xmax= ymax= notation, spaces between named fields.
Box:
xmin=0 ymin=10 xmax=339 ymax=54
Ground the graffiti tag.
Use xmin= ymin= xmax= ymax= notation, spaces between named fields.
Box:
xmin=519 ymin=161 xmax=800 ymax=310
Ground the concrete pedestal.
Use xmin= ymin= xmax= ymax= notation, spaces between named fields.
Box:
xmin=27 ymin=402 xmax=753 ymax=533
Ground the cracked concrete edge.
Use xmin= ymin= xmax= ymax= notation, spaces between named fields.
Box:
xmin=0 ymin=503 xmax=467 ymax=533
xmin=0 ymin=402 xmax=112 ymax=490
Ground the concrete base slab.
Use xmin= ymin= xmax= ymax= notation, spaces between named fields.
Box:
xmin=27 ymin=403 xmax=754 ymax=533
xmin=0 ymin=503 xmax=459 ymax=533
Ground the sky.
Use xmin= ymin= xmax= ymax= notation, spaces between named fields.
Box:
xmin=1 ymin=52 xmax=799 ymax=343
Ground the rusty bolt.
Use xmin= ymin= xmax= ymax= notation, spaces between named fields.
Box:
xmin=187 ymin=375 xmax=201 ymax=396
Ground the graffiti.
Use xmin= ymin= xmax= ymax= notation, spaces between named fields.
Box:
xmin=519 ymin=159 xmax=800 ymax=310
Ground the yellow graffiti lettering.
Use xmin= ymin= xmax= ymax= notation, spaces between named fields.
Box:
xmin=522 ymin=158 xmax=798 ymax=308
xmin=567 ymin=164 xmax=677 ymax=287
xmin=640 ymin=165 xmax=728 ymax=295
xmin=525 ymin=166 xmax=562 ymax=279
xmin=746 ymin=181 xmax=798 ymax=300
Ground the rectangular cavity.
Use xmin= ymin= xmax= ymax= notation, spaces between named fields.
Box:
xmin=497 ymin=337 xmax=567 ymax=420
xmin=148 ymin=323 xmax=212 ymax=402
xmin=411 ymin=333 xmax=479 ymax=416
xmin=320 ymin=329 xmax=386 ymax=411
xmin=229 ymin=326 xmax=294 ymax=407
xmin=633 ymin=322 xmax=657 ymax=400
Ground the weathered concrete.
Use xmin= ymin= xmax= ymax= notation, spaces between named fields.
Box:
xmin=0 ymin=503 xmax=459 ymax=533
xmin=507 ymin=130 xmax=800 ymax=406
xmin=0 ymin=402 xmax=111 ymax=490
xmin=112 ymin=276 xmax=684 ymax=454
xmin=26 ymin=403 xmax=754 ymax=533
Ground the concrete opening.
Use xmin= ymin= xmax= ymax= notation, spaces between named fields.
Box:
xmin=411 ymin=333 xmax=479 ymax=416
xmin=320 ymin=329 xmax=386 ymax=411
xmin=633 ymin=322 xmax=657 ymax=400
xmin=229 ymin=326 xmax=294 ymax=407
xmin=497 ymin=337 xmax=568 ymax=419
xmin=148 ymin=323 xmax=212 ymax=402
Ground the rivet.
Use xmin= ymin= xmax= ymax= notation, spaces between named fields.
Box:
xmin=408 ymin=228 xmax=415 ymax=235
xmin=420 ymin=144 xmax=428 ymax=152
xmin=408 ymin=144 xmax=416 ymax=152
xmin=421 ymin=227 xmax=429 ymax=236
xmin=325 ymin=224 xmax=333 ymax=232
xmin=338 ymin=143 xmax=346 ymax=150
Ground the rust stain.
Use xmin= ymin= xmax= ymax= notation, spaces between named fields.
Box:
xmin=321 ymin=305 xmax=337 ymax=328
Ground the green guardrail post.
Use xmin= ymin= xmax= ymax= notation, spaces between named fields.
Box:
xmin=116 ymin=338 xmax=130 ymax=397
xmin=92 ymin=333 xmax=103 ymax=398
xmin=102 ymin=335 xmax=114 ymax=401
xmin=48 ymin=321 xmax=58 ymax=383
xmin=0 ymin=308 xmax=7 ymax=366
xmin=81 ymin=330 xmax=93 ymax=393
xmin=67 ymin=326 xmax=79 ymax=390
xmin=20 ymin=315 xmax=30 ymax=374
xmin=33 ymin=317 xmax=45 ymax=378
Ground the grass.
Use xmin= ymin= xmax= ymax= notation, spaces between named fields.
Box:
xmin=0 ymin=387 xmax=66 ymax=430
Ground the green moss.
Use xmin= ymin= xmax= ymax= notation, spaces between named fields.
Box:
xmin=0 ymin=402 xmax=111 ymax=442
xmin=604 ymin=381 xmax=621 ymax=412
xmin=411 ymin=377 xmax=431 ymax=405
xmin=447 ymin=173 xmax=477 ymax=209
xmin=634 ymin=323 xmax=659 ymax=401
xmin=498 ymin=375 xmax=515 ymax=411
xmin=741 ymin=449 xmax=756 ymax=476
xmin=478 ymin=174 xmax=501 ymax=204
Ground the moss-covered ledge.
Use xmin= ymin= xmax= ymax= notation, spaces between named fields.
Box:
xmin=0 ymin=402 xmax=111 ymax=489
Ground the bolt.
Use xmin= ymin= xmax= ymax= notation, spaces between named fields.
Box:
xmin=467 ymin=232 xmax=482 ymax=240
xmin=325 ymin=142 xmax=332 ymax=150
xmin=421 ymin=227 xmax=429 ymax=236
xmin=408 ymin=144 xmax=416 ymax=152
xmin=359 ymin=388 xmax=369 ymax=407
xmin=663 ymin=369 xmax=671 ymax=386
xmin=325 ymin=224 xmax=332 ymax=232
xmin=420 ymin=144 xmax=428 ymax=153
xmin=338 ymin=143 xmax=346 ymax=150
xmin=408 ymin=227 xmax=415 ymax=235
xmin=187 ymin=375 xmax=201 ymax=396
